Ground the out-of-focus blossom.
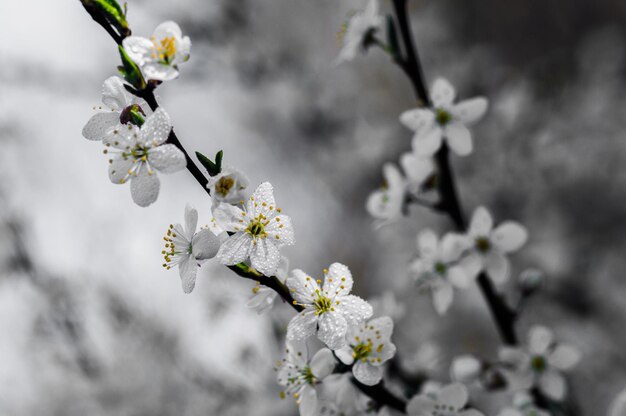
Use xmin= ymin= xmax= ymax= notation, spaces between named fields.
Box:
xmin=276 ymin=340 xmax=335 ymax=416
xmin=409 ymin=229 xmax=474 ymax=314
xmin=366 ymin=163 xmax=406 ymax=227
xmin=82 ymin=76 xmax=151 ymax=141
xmin=206 ymin=166 xmax=249 ymax=204
xmin=608 ymin=388 xmax=626 ymax=416
xmin=499 ymin=326 xmax=581 ymax=400
xmin=460 ymin=206 xmax=528 ymax=284
xmin=103 ymin=107 xmax=186 ymax=206
xmin=286 ymin=263 xmax=373 ymax=349
xmin=335 ymin=316 xmax=396 ymax=386
xmin=335 ymin=0 xmax=383 ymax=63
xmin=407 ymin=383 xmax=484 ymax=416
xmin=400 ymin=151 xmax=436 ymax=195
xmin=369 ymin=291 xmax=406 ymax=321
xmin=213 ymin=182 xmax=294 ymax=275
xmin=400 ymin=78 xmax=488 ymax=157
xmin=162 ymin=204 xmax=220 ymax=293
xmin=246 ymin=256 xmax=289 ymax=314
xmin=451 ymin=354 xmax=482 ymax=384
xmin=123 ymin=21 xmax=191 ymax=81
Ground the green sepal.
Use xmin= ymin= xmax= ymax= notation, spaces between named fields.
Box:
xmin=196 ymin=150 xmax=223 ymax=177
xmin=117 ymin=45 xmax=146 ymax=90
xmin=386 ymin=15 xmax=401 ymax=59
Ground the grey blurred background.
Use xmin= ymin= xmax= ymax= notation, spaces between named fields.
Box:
xmin=1 ymin=0 xmax=625 ymax=414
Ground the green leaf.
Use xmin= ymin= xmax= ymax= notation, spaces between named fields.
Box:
xmin=118 ymin=45 xmax=146 ymax=90
xmin=386 ymin=15 xmax=401 ymax=59
xmin=196 ymin=150 xmax=223 ymax=177
xmin=83 ymin=0 xmax=130 ymax=36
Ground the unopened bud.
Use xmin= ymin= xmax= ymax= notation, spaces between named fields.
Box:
xmin=450 ymin=355 xmax=481 ymax=383
xmin=518 ymin=268 xmax=544 ymax=295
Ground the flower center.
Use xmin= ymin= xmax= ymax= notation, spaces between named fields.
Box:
xmin=300 ymin=366 xmax=317 ymax=385
xmin=246 ymin=216 xmax=268 ymax=239
xmin=352 ymin=342 xmax=373 ymax=362
xmin=435 ymin=108 xmax=452 ymax=126
xmin=531 ymin=355 xmax=547 ymax=373
xmin=313 ymin=295 xmax=334 ymax=315
xmin=151 ymin=36 xmax=177 ymax=64
xmin=161 ymin=224 xmax=192 ymax=269
xmin=475 ymin=237 xmax=491 ymax=253
xmin=434 ymin=262 xmax=447 ymax=275
xmin=215 ymin=176 xmax=235 ymax=197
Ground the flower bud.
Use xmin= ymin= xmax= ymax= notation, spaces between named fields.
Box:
xmin=450 ymin=355 xmax=481 ymax=383
xmin=518 ymin=268 xmax=545 ymax=295
xmin=81 ymin=0 xmax=130 ymax=38
xmin=118 ymin=45 xmax=146 ymax=90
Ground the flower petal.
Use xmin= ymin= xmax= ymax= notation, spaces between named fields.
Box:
xmin=447 ymin=265 xmax=471 ymax=289
xmin=286 ymin=269 xmax=320 ymax=305
xmin=299 ymin=385 xmax=318 ymax=416
xmin=528 ymin=325 xmax=554 ymax=355
xmin=122 ymin=36 xmax=153 ymax=65
xmin=399 ymin=108 xmax=435 ymax=132
xmin=287 ymin=310 xmax=318 ymax=341
xmin=353 ymin=361 xmax=383 ymax=386
xmin=492 ymin=222 xmax=528 ymax=253
xmin=82 ymin=112 xmax=120 ymax=141
xmin=417 ymin=228 xmax=438 ymax=260
xmin=212 ymin=202 xmax=246 ymax=232
xmin=264 ymin=214 xmax=295 ymax=246
xmin=451 ymin=97 xmax=488 ymax=124
xmin=440 ymin=232 xmax=468 ymax=263
xmin=310 ymin=348 xmax=335 ymax=379
xmin=548 ymin=344 xmax=581 ymax=371
xmin=484 ymin=250 xmax=510 ymax=284
xmin=153 ymin=20 xmax=183 ymax=40
xmin=191 ymin=229 xmax=220 ymax=260
xmin=148 ymin=144 xmax=186 ymax=173
xmin=286 ymin=338 xmax=309 ymax=367
xmin=336 ymin=295 xmax=373 ymax=327
xmin=432 ymin=281 xmax=453 ymax=315
xmin=406 ymin=395 xmax=436 ymax=416
xmin=400 ymin=152 xmax=435 ymax=185
xmin=317 ymin=312 xmax=348 ymax=349
xmin=539 ymin=370 xmax=566 ymax=401
xmin=249 ymin=238 xmax=281 ymax=275
xmin=431 ymin=78 xmax=456 ymax=108
xmin=101 ymin=76 xmax=130 ymax=110
xmin=335 ymin=346 xmax=354 ymax=365
xmin=130 ymin=167 xmax=160 ymax=207
xmin=322 ymin=263 xmax=353 ymax=298
xmin=245 ymin=182 xmax=277 ymax=219
xmin=451 ymin=355 xmax=481 ymax=383
xmin=184 ymin=204 xmax=198 ymax=239
xmin=140 ymin=107 xmax=171 ymax=146
xmin=412 ymin=126 xmax=443 ymax=157
xmin=178 ymin=255 xmax=197 ymax=293
xmin=469 ymin=206 xmax=493 ymax=237
xmin=216 ymin=232 xmax=252 ymax=265
xmin=444 ymin=123 xmax=473 ymax=156
xmin=437 ymin=383 xmax=468 ymax=409
xmin=108 ymin=156 xmax=133 ymax=184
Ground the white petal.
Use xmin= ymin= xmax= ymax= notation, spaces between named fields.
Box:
xmin=431 ymin=78 xmax=456 ymax=108
xmin=366 ymin=316 xmax=394 ymax=341
xmin=459 ymin=252 xmax=483 ymax=280
xmin=528 ymin=326 xmax=554 ymax=355
xmin=335 ymin=346 xmax=354 ymax=365
xmin=192 ymin=229 xmax=220 ymax=260
xmin=264 ymin=214 xmax=295 ymax=246
xmin=353 ymin=361 xmax=383 ymax=386
xmin=249 ymin=238 xmax=281 ymax=275
xmin=440 ymin=232 xmax=468 ymax=263
xmin=148 ymin=144 xmax=186 ymax=173
xmin=122 ymin=36 xmax=153 ymax=65
xmin=469 ymin=206 xmax=493 ymax=237
xmin=310 ymin=348 xmax=335 ymax=379
xmin=287 ymin=311 xmax=318 ymax=341
xmin=142 ymin=62 xmax=179 ymax=82
xmin=417 ymin=228 xmax=439 ymax=260
xmin=432 ymin=282 xmax=453 ymax=315
xmin=498 ymin=346 xmax=530 ymax=368
xmin=447 ymin=266 xmax=471 ymax=289
xmin=184 ymin=204 xmax=198 ymax=239
xmin=317 ymin=312 xmax=348 ymax=349
xmin=216 ymin=232 xmax=252 ymax=265
xmin=322 ymin=263 xmax=353 ymax=298
xmin=130 ymin=167 xmax=160 ymax=207
xmin=399 ymin=108 xmax=435 ymax=132
xmin=336 ymin=295 xmax=373 ymax=327
xmin=400 ymin=152 xmax=435 ymax=185
xmin=101 ymin=76 xmax=130 ymax=110
xmin=444 ymin=123 xmax=472 ymax=156
xmin=437 ymin=383 xmax=468 ymax=409
xmin=83 ymin=112 xmax=120 ymax=141
xmin=246 ymin=288 xmax=277 ymax=314
xmin=451 ymin=355 xmax=481 ymax=383
xmin=153 ymin=20 xmax=183 ymax=40
xmin=212 ymin=202 xmax=246 ymax=232
xmin=412 ymin=126 xmax=443 ymax=157
xmin=108 ymin=156 xmax=133 ymax=184
xmin=548 ymin=344 xmax=581 ymax=371
xmin=286 ymin=269 xmax=320 ymax=305
xmin=286 ymin=339 xmax=309 ymax=367
xmin=608 ymin=389 xmax=626 ymax=416
xmin=299 ymin=385 xmax=318 ymax=416
xmin=406 ymin=395 xmax=436 ymax=416
xmin=246 ymin=182 xmax=276 ymax=219
xmin=539 ymin=370 xmax=566 ymax=401
xmin=140 ymin=107 xmax=171 ymax=146
xmin=492 ymin=222 xmax=528 ymax=253
xmin=178 ymin=255 xmax=197 ymax=294
xmin=451 ymin=97 xmax=488 ymax=124
xmin=484 ymin=250 xmax=510 ymax=284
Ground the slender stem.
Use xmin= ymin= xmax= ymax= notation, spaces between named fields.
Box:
xmin=391 ymin=0 xmax=518 ymax=346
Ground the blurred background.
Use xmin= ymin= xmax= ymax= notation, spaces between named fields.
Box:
xmin=1 ymin=0 xmax=625 ymax=414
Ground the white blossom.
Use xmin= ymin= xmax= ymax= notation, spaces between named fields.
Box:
xmin=409 ymin=229 xmax=474 ymax=315
xmin=370 ymin=291 xmax=406 ymax=321
xmin=206 ymin=166 xmax=249 ymax=204
xmin=366 ymin=163 xmax=406 ymax=226
xmin=335 ymin=316 xmax=397 ymax=386
xmin=123 ymin=21 xmax=191 ymax=82
xmin=103 ymin=107 xmax=186 ymax=207
xmin=276 ymin=340 xmax=335 ymax=416
xmin=246 ymin=256 xmax=289 ymax=314
xmin=162 ymin=204 xmax=221 ymax=293
xmin=451 ymin=354 xmax=482 ymax=384
xmin=400 ymin=78 xmax=488 ymax=157
xmin=213 ymin=182 xmax=294 ymax=275
xmin=461 ymin=206 xmax=529 ymax=284
xmin=499 ymin=326 xmax=581 ymax=401
xmin=497 ymin=392 xmax=551 ymax=416
xmin=82 ymin=76 xmax=151 ymax=142
xmin=336 ymin=0 xmax=383 ymax=63
xmin=407 ymin=383 xmax=484 ymax=416
xmin=286 ymin=263 xmax=373 ymax=349
xmin=400 ymin=151 xmax=436 ymax=195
